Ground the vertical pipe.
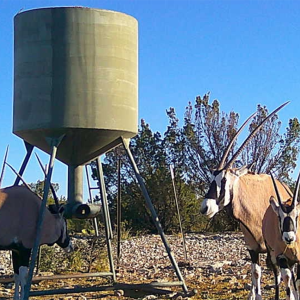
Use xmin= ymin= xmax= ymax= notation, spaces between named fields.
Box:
xmin=122 ymin=138 xmax=188 ymax=293
xmin=14 ymin=141 xmax=34 ymax=186
xmin=96 ymin=158 xmax=116 ymax=281
xmin=23 ymin=136 xmax=64 ymax=299
xmin=117 ymin=157 xmax=121 ymax=262
xmin=68 ymin=165 xmax=83 ymax=203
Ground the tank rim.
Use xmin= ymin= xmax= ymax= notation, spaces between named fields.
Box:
xmin=14 ymin=6 xmax=138 ymax=23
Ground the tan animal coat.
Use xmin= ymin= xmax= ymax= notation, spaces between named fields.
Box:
xmin=232 ymin=173 xmax=292 ymax=252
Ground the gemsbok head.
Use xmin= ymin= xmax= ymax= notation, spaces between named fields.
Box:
xmin=200 ymin=102 xmax=289 ymax=218
xmin=270 ymin=171 xmax=300 ymax=246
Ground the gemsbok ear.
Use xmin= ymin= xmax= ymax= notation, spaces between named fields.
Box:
xmin=270 ymin=196 xmax=280 ymax=215
xmin=247 ymin=162 xmax=256 ymax=173
xmin=235 ymin=165 xmax=249 ymax=177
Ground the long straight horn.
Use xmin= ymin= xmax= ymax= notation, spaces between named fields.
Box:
xmin=218 ymin=112 xmax=257 ymax=170
xmin=270 ymin=172 xmax=284 ymax=209
xmin=224 ymin=101 xmax=289 ymax=169
xmin=35 ymin=153 xmax=60 ymax=210
xmin=0 ymin=145 xmax=9 ymax=188
xmin=5 ymin=162 xmax=33 ymax=192
xmin=292 ymin=170 xmax=300 ymax=207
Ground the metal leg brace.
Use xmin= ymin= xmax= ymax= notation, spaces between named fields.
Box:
xmin=96 ymin=157 xmax=116 ymax=281
xmin=121 ymin=137 xmax=188 ymax=293
xmin=23 ymin=136 xmax=64 ymax=299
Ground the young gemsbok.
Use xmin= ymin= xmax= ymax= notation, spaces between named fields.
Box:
xmin=263 ymin=172 xmax=300 ymax=300
xmin=200 ymin=102 xmax=291 ymax=300
xmin=0 ymin=185 xmax=73 ymax=300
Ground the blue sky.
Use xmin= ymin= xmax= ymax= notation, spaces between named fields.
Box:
xmin=0 ymin=0 xmax=300 ymax=197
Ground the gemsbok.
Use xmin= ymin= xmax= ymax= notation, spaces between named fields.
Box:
xmin=0 ymin=185 xmax=73 ymax=300
xmin=200 ymin=102 xmax=291 ymax=300
xmin=263 ymin=172 xmax=300 ymax=300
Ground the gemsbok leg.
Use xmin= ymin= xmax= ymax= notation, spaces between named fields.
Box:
xmin=277 ymin=255 xmax=298 ymax=300
xmin=295 ymin=264 xmax=300 ymax=300
xmin=265 ymin=246 xmax=281 ymax=299
xmin=272 ymin=262 xmax=281 ymax=299
xmin=248 ymin=250 xmax=262 ymax=300
xmin=12 ymin=249 xmax=31 ymax=300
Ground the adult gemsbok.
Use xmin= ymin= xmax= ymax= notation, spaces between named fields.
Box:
xmin=0 ymin=185 xmax=73 ymax=300
xmin=200 ymin=102 xmax=291 ymax=300
xmin=263 ymin=171 xmax=300 ymax=300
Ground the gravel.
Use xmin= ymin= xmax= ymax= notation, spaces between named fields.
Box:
xmin=0 ymin=232 xmax=276 ymax=299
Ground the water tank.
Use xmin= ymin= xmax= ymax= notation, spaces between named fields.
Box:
xmin=13 ymin=7 xmax=138 ymax=166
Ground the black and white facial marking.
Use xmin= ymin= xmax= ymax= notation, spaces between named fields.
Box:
xmin=54 ymin=217 xmax=73 ymax=253
xmin=200 ymin=169 xmax=234 ymax=218
xmin=200 ymin=166 xmax=249 ymax=218
xmin=270 ymin=197 xmax=300 ymax=245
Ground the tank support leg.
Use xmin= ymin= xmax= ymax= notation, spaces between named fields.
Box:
xmin=117 ymin=157 xmax=121 ymax=262
xmin=13 ymin=141 xmax=34 ymax=186
xmin=23 ymin=135 xmax=64 ymax=300
xmin=95 ymin=157 xmax=116 ymax=281
xmin=121 ymin=137 xmax=188 ymax=293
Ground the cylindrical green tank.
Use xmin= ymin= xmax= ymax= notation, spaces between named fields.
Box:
xmin=13 ymin=7 xmax=138 ymax=166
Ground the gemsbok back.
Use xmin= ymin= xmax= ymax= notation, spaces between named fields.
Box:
xmin=200 ymin=102 xmax=291 ymax=300
xmin=0 ymin=185 xmax=73 ymax=300
xmin=263 ymin=172 xmax=300 ymax=300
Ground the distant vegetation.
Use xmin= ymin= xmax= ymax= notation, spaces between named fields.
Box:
xmin=100 ymin=93 xmax=300 ymax=233
xmin=31 ymin=94 xmax=300 ymax=234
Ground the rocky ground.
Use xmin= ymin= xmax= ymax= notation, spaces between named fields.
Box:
xmin=0 ymin=232 xmax=279 ymax=299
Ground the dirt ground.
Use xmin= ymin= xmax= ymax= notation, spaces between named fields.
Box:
xmin=0 ymin=233 xmax=282 ymax=299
